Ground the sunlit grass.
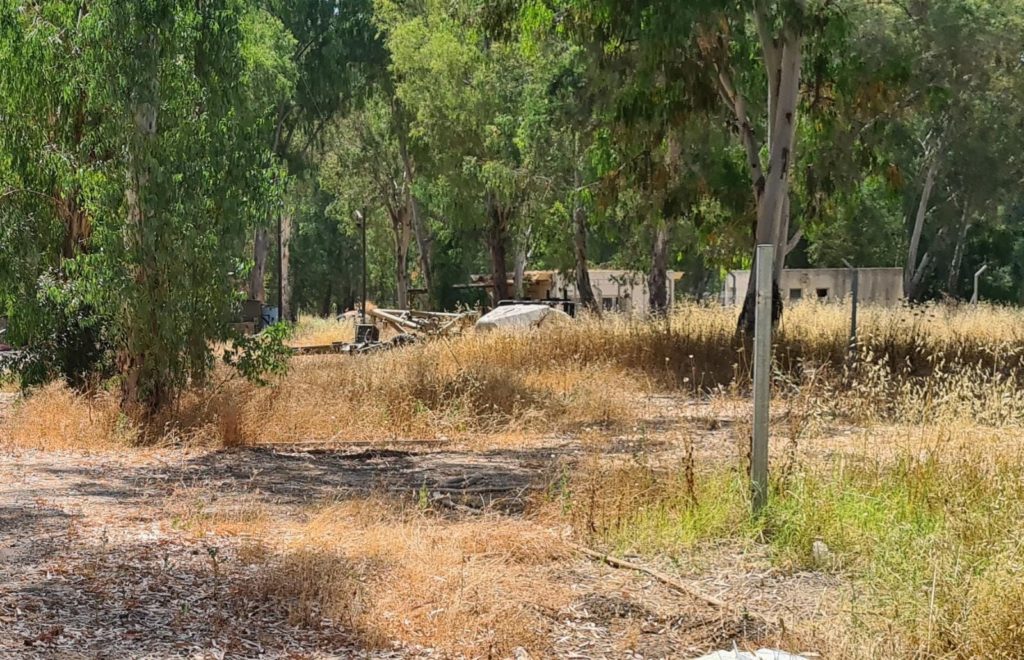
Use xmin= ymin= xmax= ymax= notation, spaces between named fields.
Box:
xmin=558 ymin=437 xmax=1024 ymax=658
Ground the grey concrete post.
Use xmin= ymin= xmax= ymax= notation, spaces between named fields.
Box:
xmin=751 ymin=244 xmax=773 ymax=514
xmin=842 ymin=259 xmax=859 ymax=360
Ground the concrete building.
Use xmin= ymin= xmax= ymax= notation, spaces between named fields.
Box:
xmin=722 ymin=267 xmax=904 ymax=306
xmin=463 ymin=269 xmax=681 ymax=316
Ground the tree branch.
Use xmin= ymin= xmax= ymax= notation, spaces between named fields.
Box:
xmin=753 ymin=0 xmax=781 ymax=146
xmin=714 ymin=64 xmax=765 ymax=196
xmin=785 ymin=227 xmax=803 ymax=255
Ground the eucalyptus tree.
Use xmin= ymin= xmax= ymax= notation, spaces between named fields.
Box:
xmin=882 ymin=0 xmax=1024 ymax=299
xmin=0 ymin=1 xmax=287 ymax=411
xmin=380 ymin=0 xmax=541 ymax=303
xmin=518 ymin=9 xmax=596 ymax=285
xmin=321 ymin=93 xmax=421 ymax=309
xmin=547 ymin=1 xmax=736 ymax=312
xmin=807 ymin=0 xmax=1024 ymax=300
xmin=248 ymin=0 xmax=384 ymax=320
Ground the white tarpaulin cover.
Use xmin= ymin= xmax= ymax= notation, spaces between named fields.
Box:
xmin=475 ymin=304 xmax=572 ymax=332
xmin=692 ymin=649 xmax=808 ymax=660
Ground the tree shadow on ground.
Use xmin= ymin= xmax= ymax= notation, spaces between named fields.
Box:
xmin=30 ymin=442 xmax=588 ymax=514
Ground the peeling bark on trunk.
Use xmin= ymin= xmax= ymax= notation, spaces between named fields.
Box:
xmin=773 ymin=190 xmax=792 ymax=281
xmin=411 ymin=197 xmax=432 ymax=300
xmin=249 ymin=226 xmax=268 ymax=303
xmin=733 ymin=11 xmax=803 ymax=335
xmin=485 ymin=193 xmax=511 ymax=304
xmin=395 ymin=244 xmax=410 ymax=310
xmin=760 ymin=32 xmax=802 ymax=250
xmin=905 ymin=156 xmax=940 ymax=299
xmin=648 ymin=222 xmax=669 ymax=315
xmin=57 ymin=191 xmax=90 ymax=260
xmin=573 ymin=203 xmax=598 ymax=312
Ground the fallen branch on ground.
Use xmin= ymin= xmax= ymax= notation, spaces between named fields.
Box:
xmin=567 ymin=541 xmax=780 ymax=628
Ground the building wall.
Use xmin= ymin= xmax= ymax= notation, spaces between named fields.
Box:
xmin=722 ymin=268 xmax=904 ymax=306
xmin=540 ymin=270 xmax=677 ymax=316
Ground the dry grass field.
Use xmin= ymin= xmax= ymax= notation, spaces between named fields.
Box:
xmin=3 ymin=301 xmax=1024 ymax=658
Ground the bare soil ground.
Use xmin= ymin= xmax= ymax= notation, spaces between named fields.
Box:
xmin=0 ymin=394 xmax=836 ymax=658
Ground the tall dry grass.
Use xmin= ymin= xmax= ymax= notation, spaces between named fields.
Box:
xmin=0 ymin=382 xmax=132 ymax=450
xmin=8 ymin=302 xmax=1024 ymax=656
xmin=184 ymin=498 xmax=570 ymax=657
xmin=288 ymin=314 xmax=355 ymax=347
xmin=229 ymin=301 xmax=1024 ymax=442
xmin=4 ymin=301 xmax=1024 ymax=448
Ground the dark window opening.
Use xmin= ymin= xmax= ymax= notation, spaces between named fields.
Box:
xmin=602 ymin=297 xmax=615 ymax=311
xmin=789 ymin=288 xmax=802 ymax=300
xmin=816 ymin=288 xmax=829 ymax=300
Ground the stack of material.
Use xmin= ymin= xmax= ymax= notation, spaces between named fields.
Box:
xmin=474 ymin=304 xmax=572 ymax=332
xmin=368 ymin=308 xmax=477 ymax=337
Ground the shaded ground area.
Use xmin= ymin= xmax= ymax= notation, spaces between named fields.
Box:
xmin=0 ymin=394 xmax=835 ymax=658
xmin=0 ymin=448 xmax=427 ymax=659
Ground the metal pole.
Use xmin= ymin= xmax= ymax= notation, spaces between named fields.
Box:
xmin=971 ymin=264 xmax=988 ymax=304
xmin=751 ymin=244 xmax=773 ymax=515
xmin=358 ymin=209 xmax=368 ymax=323
xmin=842 ymin=259 xmax=858 ymax=359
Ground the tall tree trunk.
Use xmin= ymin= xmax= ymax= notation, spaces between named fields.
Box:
xmin=513 ymin=245 xmax=527 ymax=299
xmin=122 ymin=92 xmax=159 ymax=411
xmin=485 ymin=193 xmax=511 ymax=304
xmin=279 ymin=211 xmax=293 ymax=321
xmin=573 ymin=202 xmax=598 ymax=312
xmin=398 ymin=123 xmax=432 ymax=301
xmin=947 ymin=203 xmax=970 ymax=297
xmin=512 ymin=223 xmax=531 ymax=299
xmin=251 ymin=102 xmax=289 ymax=302
xmin=57 ymin=190 xmax=90 ymax=260
xmin=395 ymin=248 xmax=410 ymax=309
xmin=392 ymin=207 xmax=413 ymax=310
xmin=736 ymin=16 xmax=803 ymax=334
xmin=773 ymin=190 xmax=792 ymax=282
xmin=249 ymin=226 xmax=268 ymax=303
xmin=411 ymin=198 xmax=432 ymax=301
xmin=905 ymin=156 xmax=940 ymax=298
xmin=648 ymin=222 xmax=669 ymax=315
xmin=320 ymin=280 xmax=333 ymax=317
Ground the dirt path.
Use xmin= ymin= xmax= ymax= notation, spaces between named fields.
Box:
xmin=0 ymin=441 xmax=831 ymax=659
xmin=0 ymin=389 xmax=841 ymax=658
xmin=0 ymin=448 xmax=436 ymax=659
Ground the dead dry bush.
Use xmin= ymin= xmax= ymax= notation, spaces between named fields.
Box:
xmin=7 ymin=302 xmax=1024 ymax=449
xmin=0 ymin=378 xmax=265 ymax=450
xmin=288 ymin=314 xmax=356 ymax=348
xmin=248 ymin=500 xmax=570 ymax=656
xmin=225 ymin=340 xmax=644 ymax=443
xmin=0 ymin=381 xmax=131 ymax=450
